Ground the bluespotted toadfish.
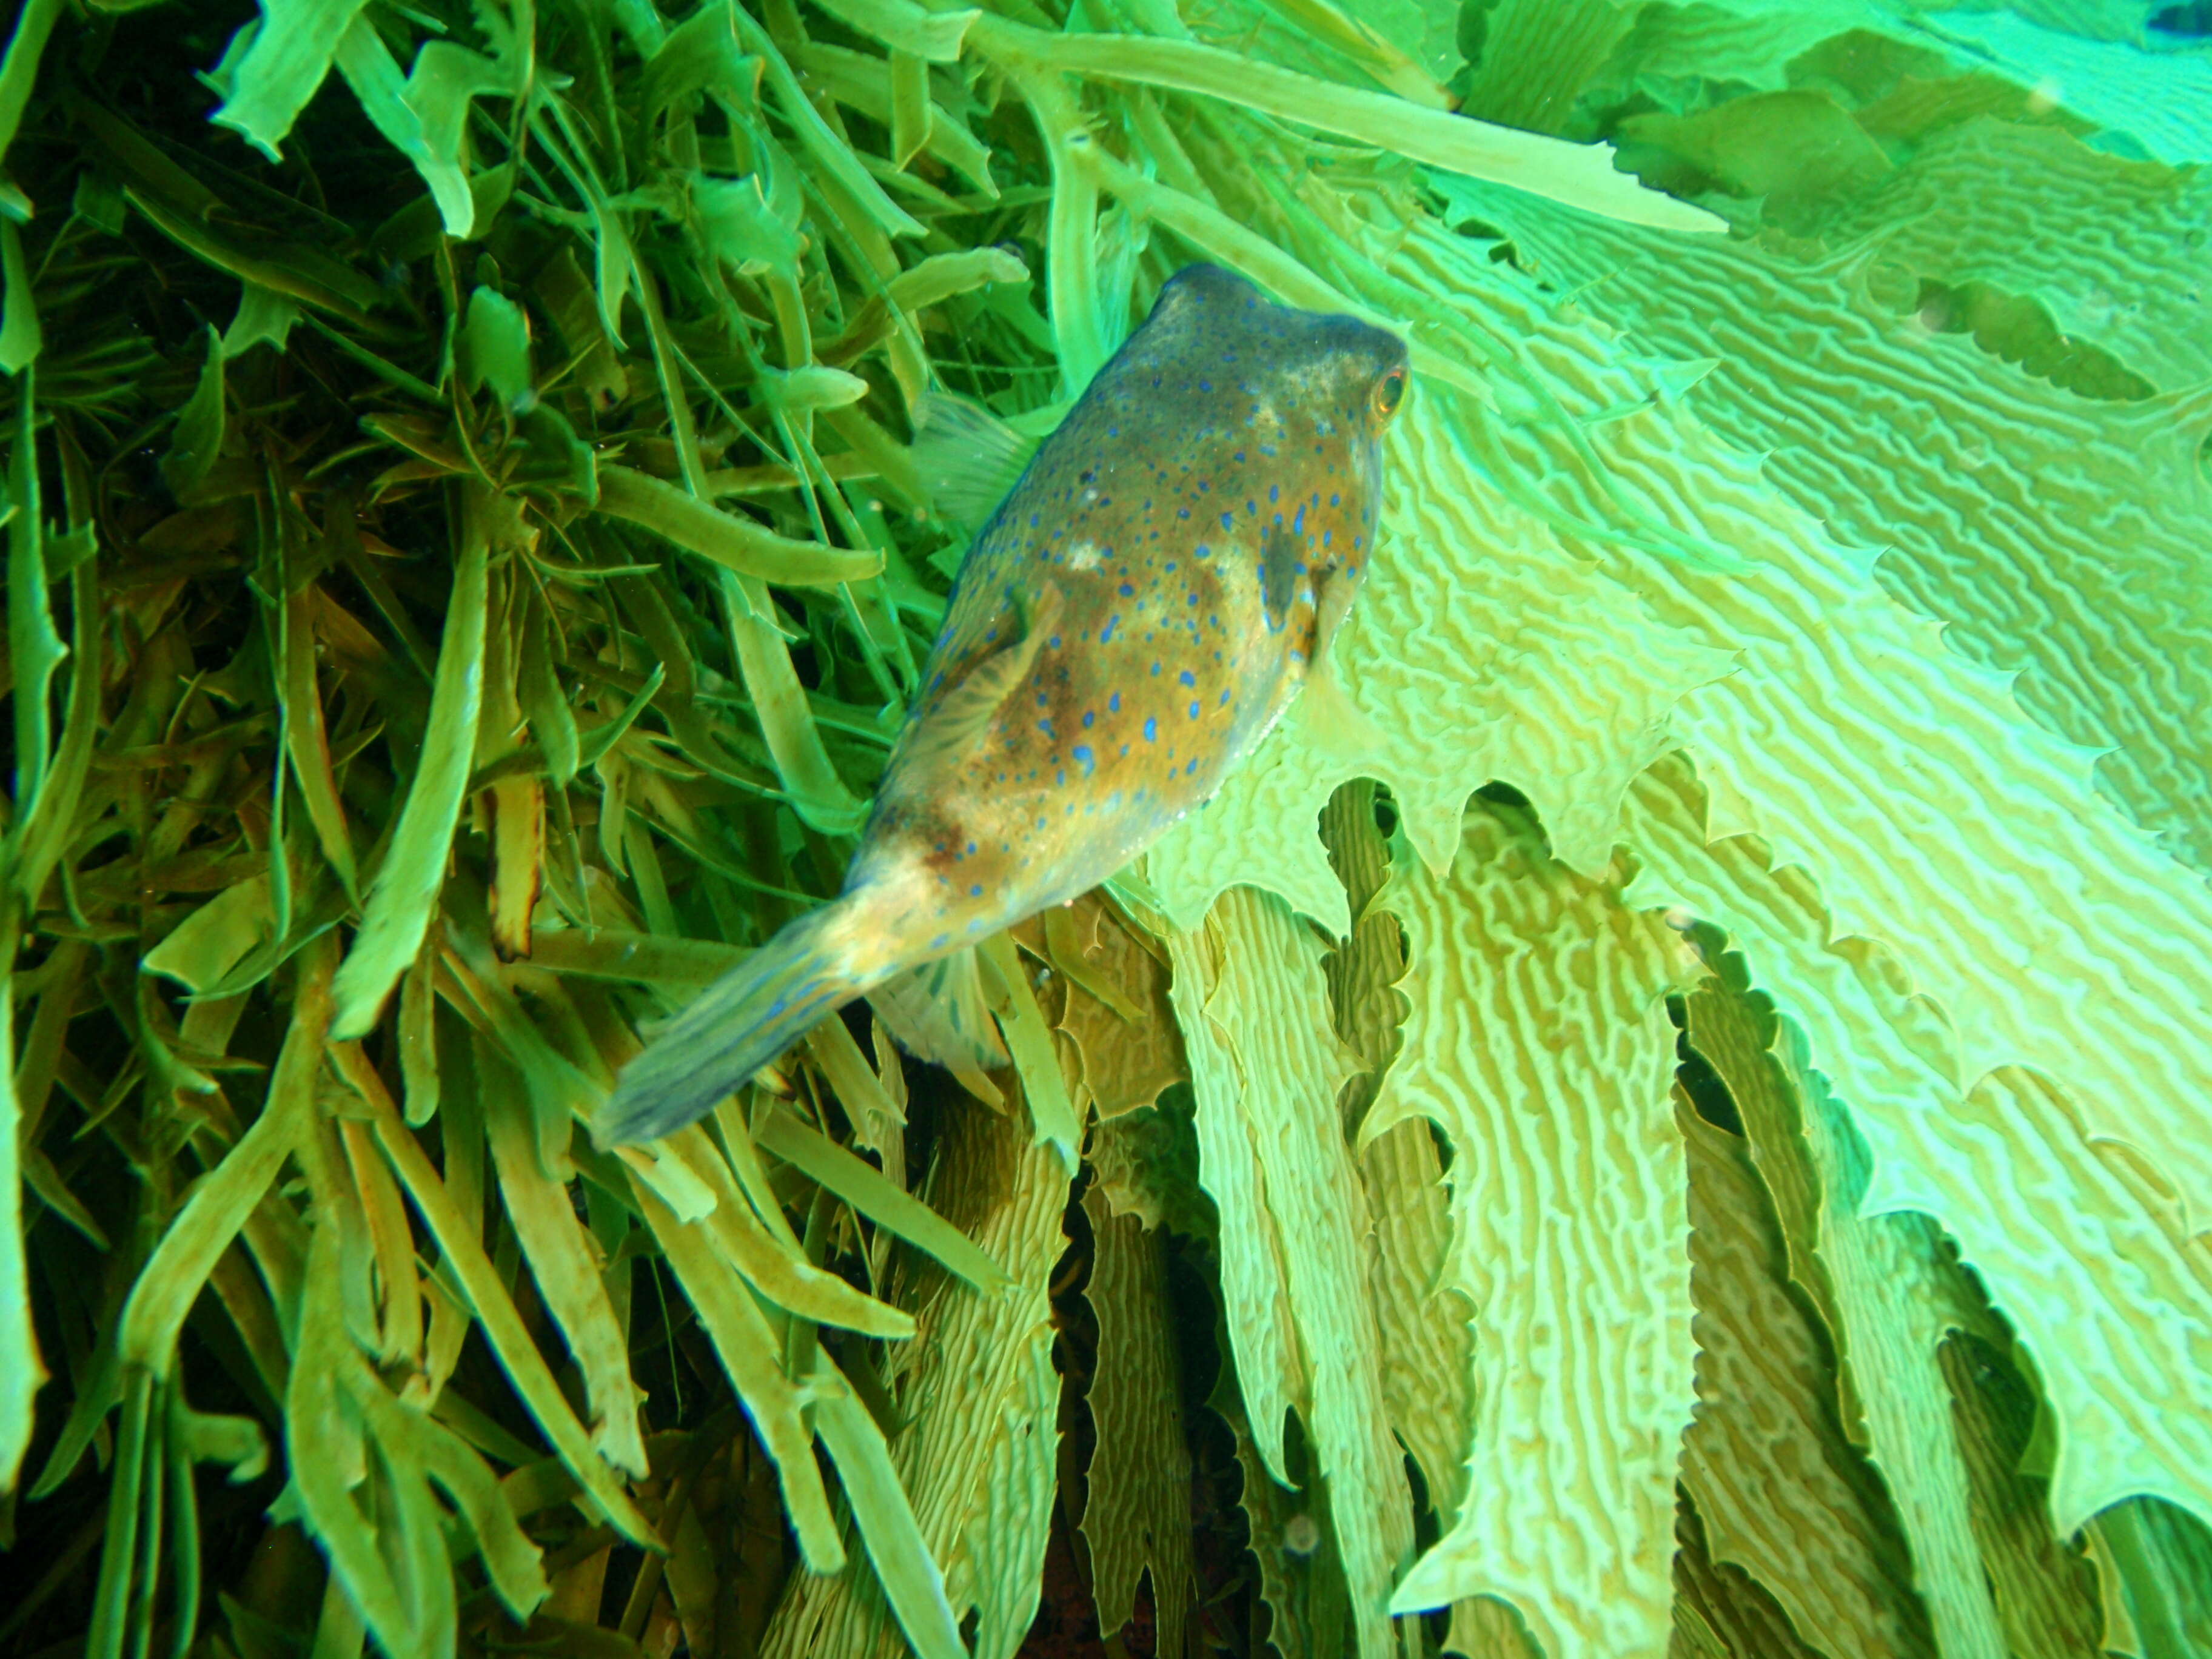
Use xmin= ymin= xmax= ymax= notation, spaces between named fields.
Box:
xmin=596 ymin=264 xmax=1409 ymax=1145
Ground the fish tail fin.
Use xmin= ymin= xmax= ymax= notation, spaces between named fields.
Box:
xmin=595 ymin=903 xmax=866 ymax=1146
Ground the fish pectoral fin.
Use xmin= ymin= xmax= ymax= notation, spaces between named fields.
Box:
xmin=913 ymin=390 xmax=1044 ymax=535
xmin=1298 ymin=564 xmax=1387 ymax=761
xmin=867 ymin=947 xmax=1011 ymax=1070
xmin=1310 ymin=561 xmax=1361 ymax=660
xmin=1299 ymin=668 xmax=1389 ymax=760
xmin=905 ymin=583 xmax=1064 ymax=772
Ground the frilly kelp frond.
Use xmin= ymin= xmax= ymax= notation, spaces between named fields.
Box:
xmin=2 ymin=0 xmax=2211 ymax=1655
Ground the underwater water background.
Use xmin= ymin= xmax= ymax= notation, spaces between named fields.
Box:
xmin=0 ymin=0 xmax=2208 ymax=1654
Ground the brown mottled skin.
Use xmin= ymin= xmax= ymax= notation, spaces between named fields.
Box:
xmin=599 ymin=265 xmax=1409 ymax=1144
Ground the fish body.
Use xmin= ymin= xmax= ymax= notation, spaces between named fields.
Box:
xmin=598 ymin=265 xmax=1409 ymax=1144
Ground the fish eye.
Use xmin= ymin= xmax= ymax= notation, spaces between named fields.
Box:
xmin=1373 ymin=368 xmax=1407 ymax=418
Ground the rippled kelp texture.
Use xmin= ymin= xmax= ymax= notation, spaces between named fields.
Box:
xmin=0 ymin=0 xmax=2208 ymax=1657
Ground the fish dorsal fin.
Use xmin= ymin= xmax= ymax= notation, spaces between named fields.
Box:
xmin=902 ymin=583 xmax=1063 ymax=774
xmin=867 ymin=947 xmax=1011 ymax=1070
xmin=914 ymin=390 xmax=1043 ymax=534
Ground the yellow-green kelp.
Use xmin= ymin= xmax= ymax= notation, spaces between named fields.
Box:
xmin=0 ymin=0 xmax=2208 ymax=1655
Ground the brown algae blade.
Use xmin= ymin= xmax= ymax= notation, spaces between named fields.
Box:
xmin=753 ymin=1107 xmax=1013 ymax=1293
xmin=594 ymin=464 xmax=883 ymax=588
xmin=970 ymin=17 xmax=1725 ymax=235
xmin=356 ymin=1059 xmax=657 ymax=1544
xmin=330 ymin=483 xmax=493 ymax=1039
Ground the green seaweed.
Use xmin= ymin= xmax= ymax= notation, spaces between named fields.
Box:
xmin=1 ymin=0 xmax=2209 ymax=1655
